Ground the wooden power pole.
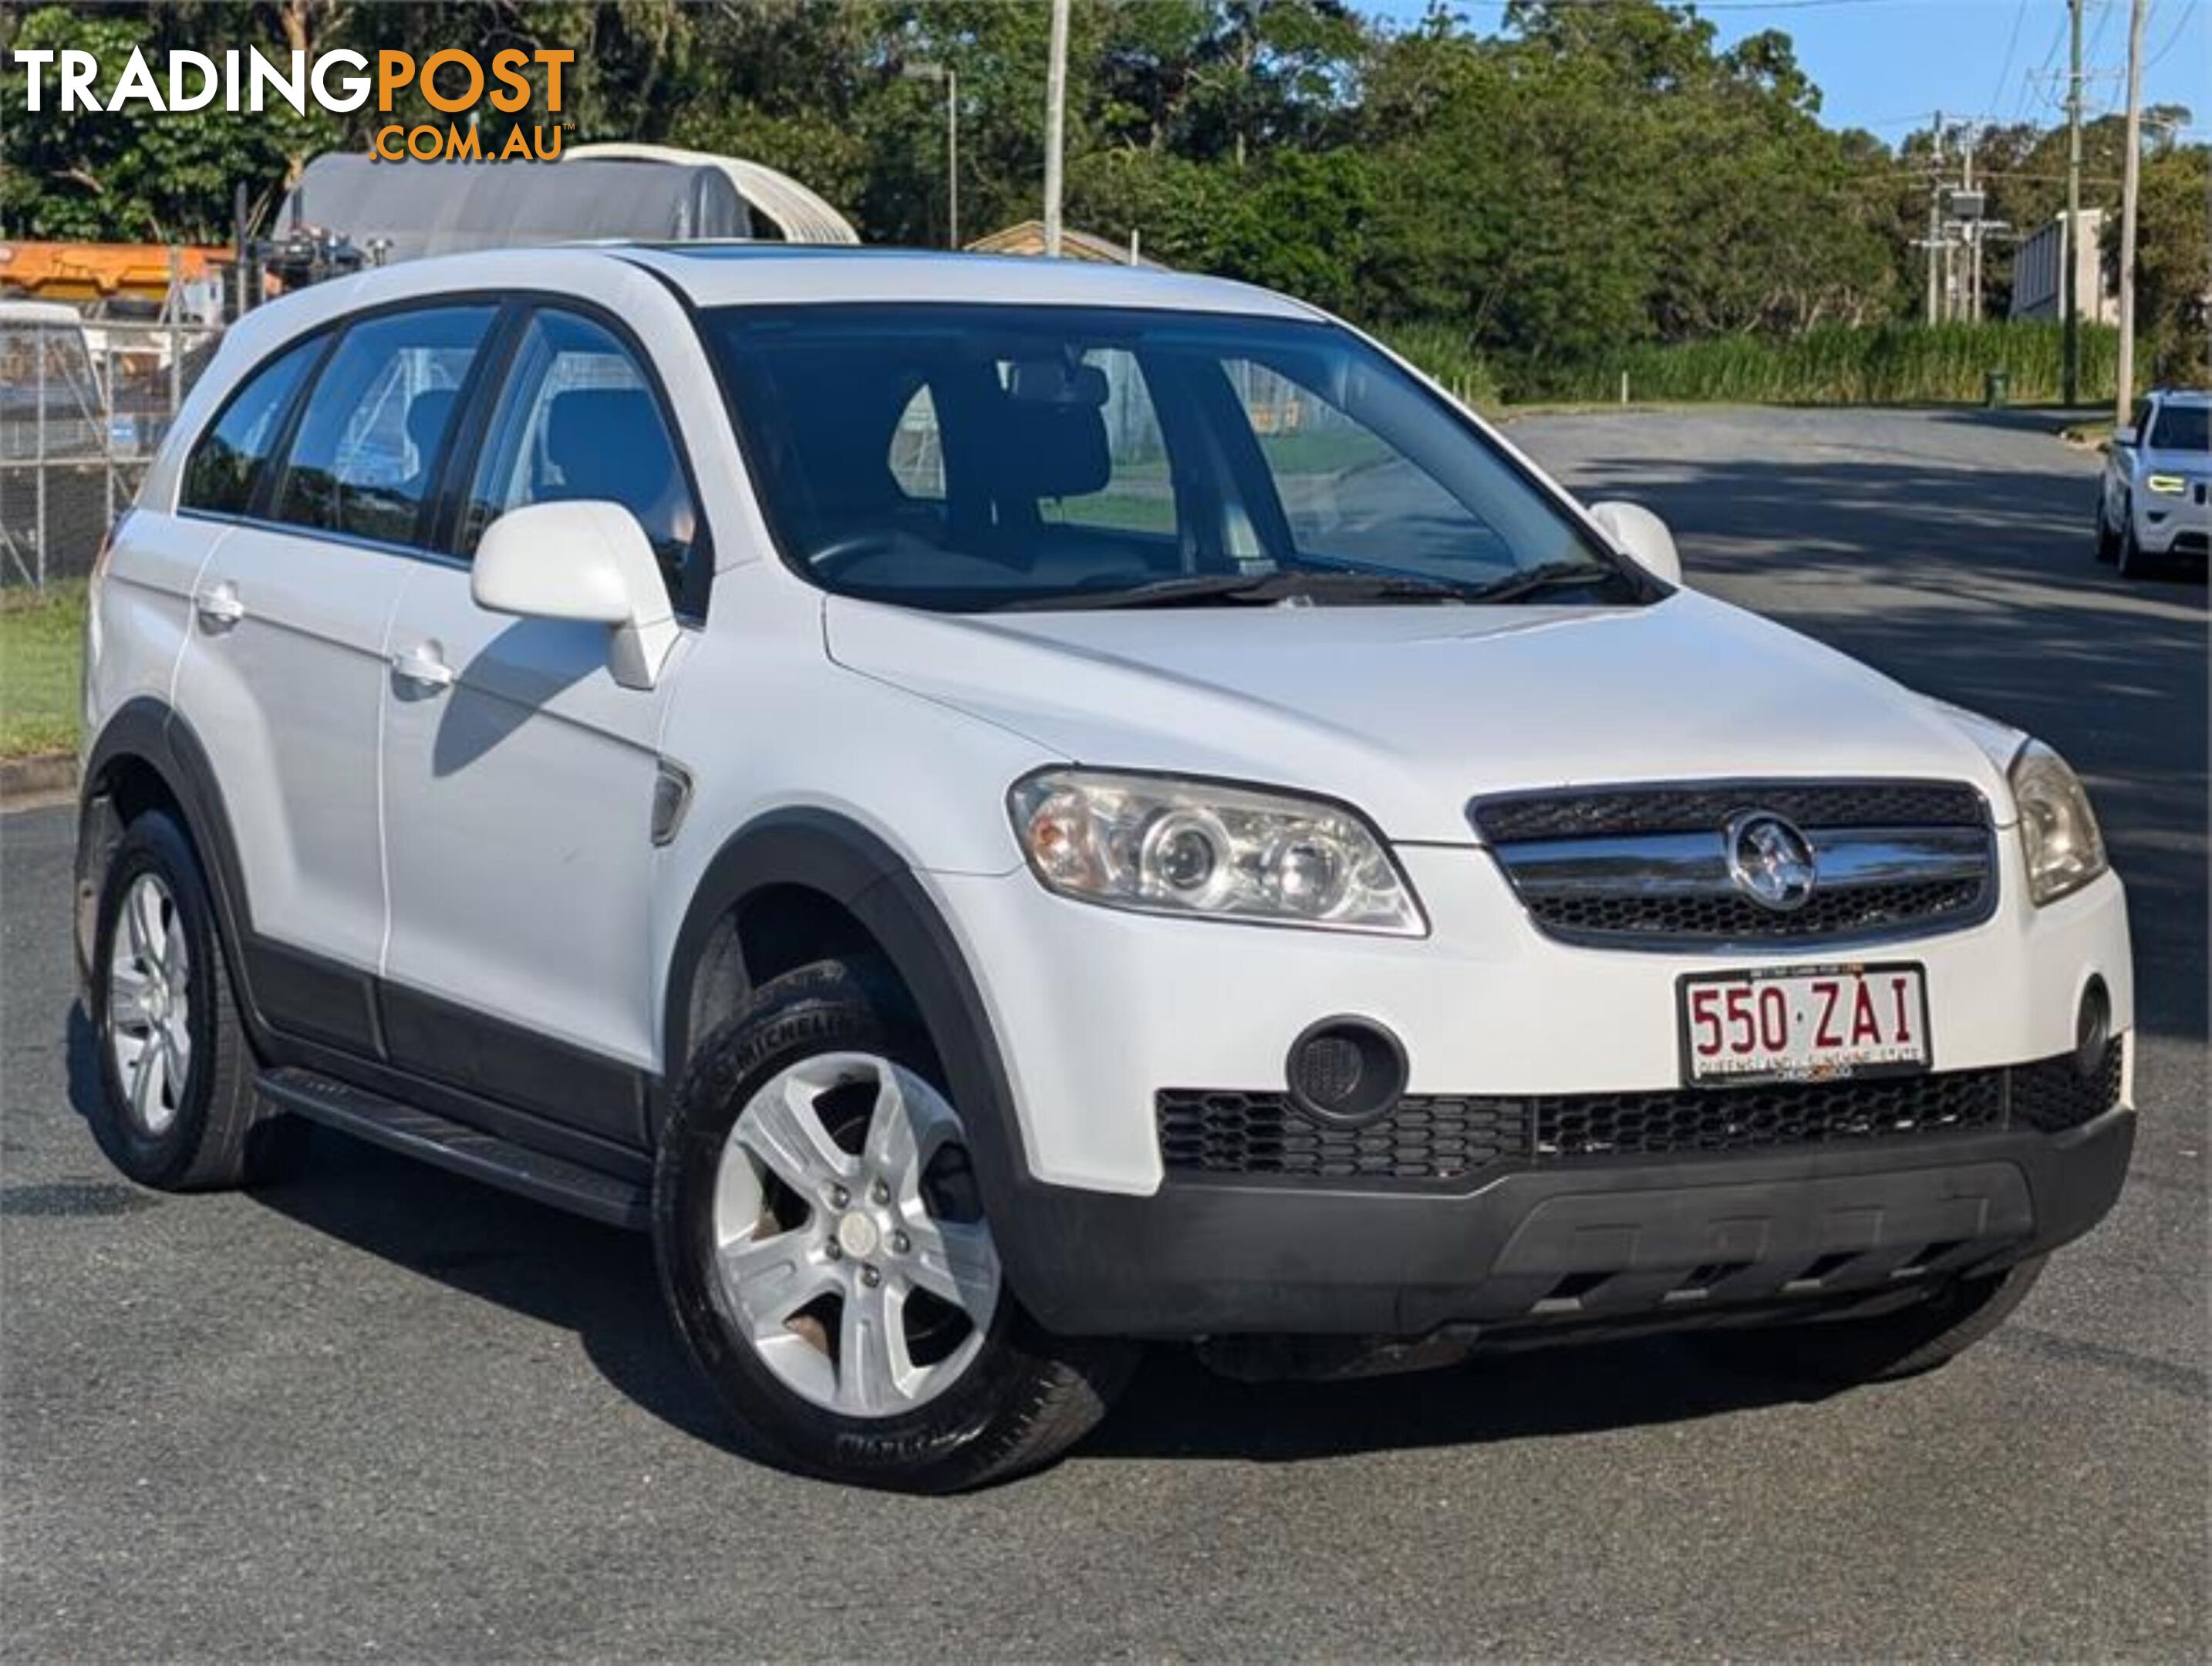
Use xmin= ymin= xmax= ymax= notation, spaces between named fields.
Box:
xmin=2115 ymin=0 xmax=2147 ymax=421
xmin=1043 ymin=0 xmax=1069 ymax=258
xmin=2062 ymin=0 xmax=2085 ymax=404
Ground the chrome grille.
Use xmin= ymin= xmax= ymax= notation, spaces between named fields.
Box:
xmin=1473 ymin=780 xmax=1996 ymax=949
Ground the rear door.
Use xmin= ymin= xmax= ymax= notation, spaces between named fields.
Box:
xmin=170 ymin=304 xmax=493 ymax=1048
xmin=375 ymin=302 xmax=710 ymax=1142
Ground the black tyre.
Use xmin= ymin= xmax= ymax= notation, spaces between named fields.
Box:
xmin=88 ymin=810 xmax=282 ymax=1189
xmin=2116 ymin=510 xmax=2151 ymax=578
xmin=1693 ymin=1256 xmax=2045 ymax=1388
xmin=654 ymin=958 xmax=1137 ymax=1492
xmin=2095 ymin=498 xmax=2119 ymax=563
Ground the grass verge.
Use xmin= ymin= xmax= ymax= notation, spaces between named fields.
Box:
xmin=2 ymin=581 xmax=85 ymax=759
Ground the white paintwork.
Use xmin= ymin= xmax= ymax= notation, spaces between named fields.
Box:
xmin=93 ymin=245 xmax=2136 ymax=1202
xmin=379 ymin=552 xmax=676 ymax=1077
xmin=167 ymin=519 xmax=409 ymax=973
xmin=822 ymin=590 xmax=2015 ymax=846
xmin=473 ymin=501 xmax=679 ymax=690
xmin=1587 ymin=500 xmax=1684 ymax=586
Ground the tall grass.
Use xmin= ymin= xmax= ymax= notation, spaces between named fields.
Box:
xmin=1381 ymin=320 xmax=2119 ymax=408
xmin=1374 ymin=321 xmax=1502 ymax=409
xmin=1516 ymin=322 xmax=2120 ymax=406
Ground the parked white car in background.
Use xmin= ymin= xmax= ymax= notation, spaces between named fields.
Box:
xmin=2098 ymin=386 xmax=2210 ymax=576
xmin=76 ymin=246 xmax=2135 ymax=1492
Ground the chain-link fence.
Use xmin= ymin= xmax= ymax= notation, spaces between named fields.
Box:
xmin=2 ymin=315 xmax=224 ymax=588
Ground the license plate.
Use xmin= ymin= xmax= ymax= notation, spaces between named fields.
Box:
xmin=1678 ymin=963 xmax=1930 ymax=1086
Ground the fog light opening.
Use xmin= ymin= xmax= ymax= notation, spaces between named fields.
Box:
xmin=1286 ymin=1018 xmax=1408 ymax=1125
xmin=2075 ymin=977 xmax=2112 ymax=1075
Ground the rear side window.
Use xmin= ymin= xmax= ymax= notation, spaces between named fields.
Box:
xmin=460 ymin=307 xmax=703 ymax=610
xmin=180 ymin=338 xmax=319 ymax=515
xmin=273 ymin=305 xmax=493 ymax=545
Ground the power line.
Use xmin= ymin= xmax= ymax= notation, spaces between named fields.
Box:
xmin=2089 ymin=0 xmax=2118 ymax=63
xmin=2145 ymin=0 xmax=2204 ymax=69
xmin=1986 ymin=0 xmax=2031 ymax=124
xmin=2016 ymin=7 xmax=2074 ymax=121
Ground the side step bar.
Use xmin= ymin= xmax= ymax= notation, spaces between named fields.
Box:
xmin=257 ymin=1067 xmax=650 ymax=1230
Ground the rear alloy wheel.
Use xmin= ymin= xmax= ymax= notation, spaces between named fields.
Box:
xmin=108 ymin=872 xmax=194 ymax=1139
xmin=656 ymin=959 xmax=1135 ymax=1492
xmin=88 ymin=811 xmax=286 ymax=1190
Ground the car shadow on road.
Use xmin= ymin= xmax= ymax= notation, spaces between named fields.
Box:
xmin=58 ymin=1004 xmax=760 ymax=1462
xmin=1086 ymin=1336 xmax=1803 ymax=1465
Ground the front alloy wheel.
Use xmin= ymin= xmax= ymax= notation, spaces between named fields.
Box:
xmin=656 ymin=958 xmax=1135 ymax=1492
xmin=713 ymin=1051 xmax=1001 ymax=1418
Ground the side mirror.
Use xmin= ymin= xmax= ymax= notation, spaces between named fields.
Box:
xmin=2113 ymin=425 xmax=2139 ymax=449
xmin=1587 ymin=500 xmax=1682 ymax=588
xmin=472 ymin=501 xmax=679 ymax=691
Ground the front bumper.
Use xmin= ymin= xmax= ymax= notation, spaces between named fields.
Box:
xmin=996 ymin=1103 xmax=2134 ymax=1338
xmin=2134 ymin=487 xmax=2210 ymax=556
xmin=928 ymin=831 xmax=2134 ymax=1340
xmin=929 ymin=849 xmax=2134 ymax=1196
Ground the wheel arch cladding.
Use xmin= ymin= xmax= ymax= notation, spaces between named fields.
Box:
xmin=662 ymin=808 xmax=1042 ymax=1289
xmin=77 ymin=699 xmax=250 ymax=997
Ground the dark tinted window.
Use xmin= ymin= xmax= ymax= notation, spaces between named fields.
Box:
xmin=461 ymin=309 xmax=700 ymax=607
xmin=273 ymin=305 xmax=492 ymax=545
xmin=180 ymin=337 xmax=319 ymax=514
xmin=703 ymin=304 xmax=1626 ymax=612
xmin=2149 ymin=403 xmax=2208 ymax=452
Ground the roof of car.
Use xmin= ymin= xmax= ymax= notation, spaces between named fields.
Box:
xmin=614 ymin=241 xmax=1320 ymax=319
xmin=2150 ymin=387 xmax=2209 ymax=406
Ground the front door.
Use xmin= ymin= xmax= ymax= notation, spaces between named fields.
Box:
xmin=376 ymin=304 xmax=709 ymax=1143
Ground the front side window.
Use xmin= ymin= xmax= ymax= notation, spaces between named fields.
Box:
xmin=180 ymin=336 xmax=320 ymax=514
xmin=1229 ymin=356 xmax=1506 ymax=573
xmin=703 ymin=303 xmax=1637 ymax=612
xmin=461 ymin=308 xmax=702 ymax=610
xmin=273 ymin=305 xmax=493 ymax=545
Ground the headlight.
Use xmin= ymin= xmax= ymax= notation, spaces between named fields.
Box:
xmin=2010 ymin=740 xmax=2108 ymax=906
xmin=1007 ymin=769 xmax=1425 ymax=935
xmin=2144 ymin=473 xmax=2188 ymax=496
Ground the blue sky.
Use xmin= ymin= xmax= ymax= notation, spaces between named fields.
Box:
xmin=1362 ymin=1 xmax=2210 ymax=142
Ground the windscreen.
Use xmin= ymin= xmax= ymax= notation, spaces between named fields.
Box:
xmin=2150 ymin=403 xmax=2209 ymax=453
xmin=702 ymin=303 xmax=1644 ymax=612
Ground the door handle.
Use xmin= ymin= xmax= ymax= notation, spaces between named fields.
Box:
xmin=389 ymin=642 xmax=456 ymax=693
xmin=194 ymin=581 xmax=245 ymax=630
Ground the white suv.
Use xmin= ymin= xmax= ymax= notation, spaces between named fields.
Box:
xmin=77 ymin=247 xmax=2135 ymax=1491
xmin=2097 ymin=386 xmax=2210 ymax=577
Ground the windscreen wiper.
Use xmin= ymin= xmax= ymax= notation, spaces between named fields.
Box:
xmin=1454 ymin=559 xmax=1627 ymax=605
xmin=996 ymin=568 xmax=1483 ymax=612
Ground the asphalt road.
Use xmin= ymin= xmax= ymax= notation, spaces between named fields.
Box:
xmin=5 ymin=407 xmax=2205 ymax=1661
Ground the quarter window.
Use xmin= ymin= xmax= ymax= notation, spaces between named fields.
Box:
xmin=461 ymin=308 xmax=701 ymax=610
xmin=180 ymin=337 xmax=320 ymax=515
xmin=272 ymin=305 xmax=493 ymax=545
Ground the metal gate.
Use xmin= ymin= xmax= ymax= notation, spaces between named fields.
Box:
xmin=1 ymin=315 xmax=222 ymax=587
